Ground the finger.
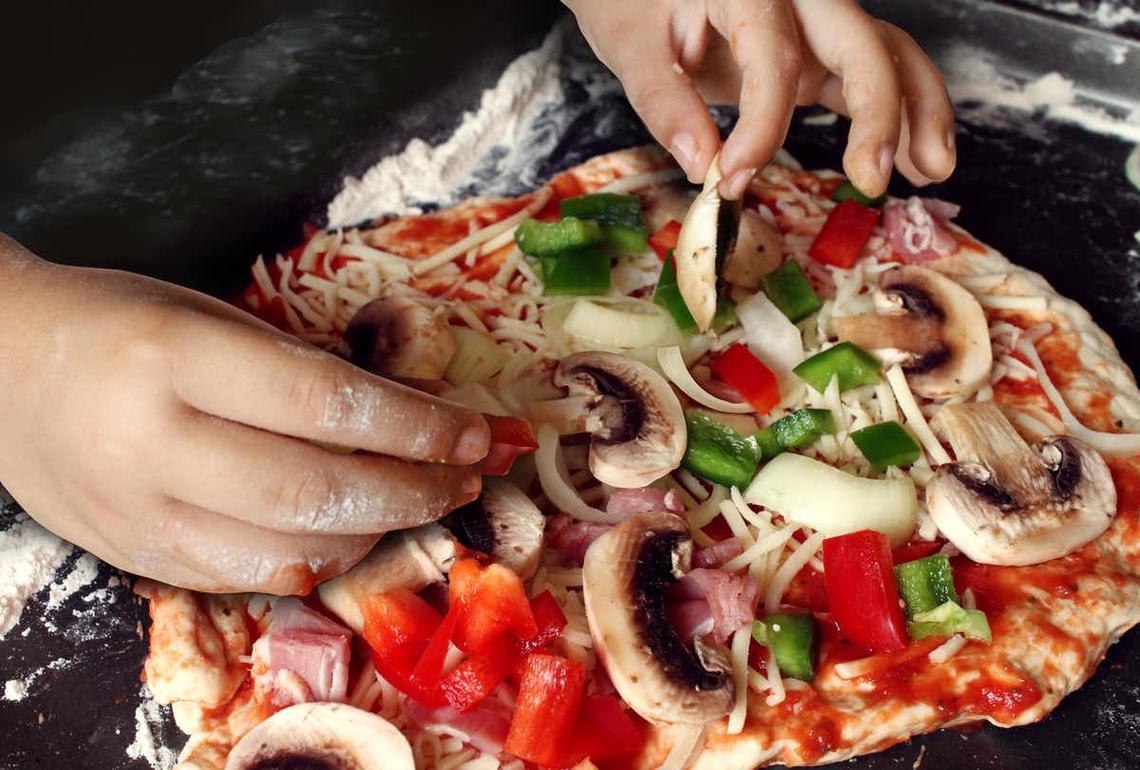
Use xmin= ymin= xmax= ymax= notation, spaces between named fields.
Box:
xmin=894 ymin=115 xmax=936 ymax=187
xmin=134 ymin=500 xmax=378 ymax=594
xmin=162 ymin=412 xmax=481 ymax=535
xmin=171 ymin=323 xmax=489 ymax=465
xmin=793 ymin=0 xmax=901 ymax=197
xmin=606 ymin=14 xmax=721 ymax=181
xmin=880 ymin=22 xmax=956 ymax=182
xmin=709 ymin=0 xmax=802 ymax=199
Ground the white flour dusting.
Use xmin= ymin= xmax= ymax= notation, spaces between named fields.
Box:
xmin=45 ymin=553 xmax=101 ymax=612
xmin=944 ymin=45 xmax=1140 ymax=143
xmin=126 ymin=691 xmax=178 ymax=770
xmin=4 ymin=679 xmax=28 ymax=702
xmin=0 ymin=511 xmax=73 ymax=639
xmin=327 ymin=24 xmax=568 ymax=227
xmin=1044 ymin=1 xmax=1140 ymax=29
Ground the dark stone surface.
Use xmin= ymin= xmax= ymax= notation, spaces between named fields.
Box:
xmin=2 ymin=1 xmax=1139 ymax=769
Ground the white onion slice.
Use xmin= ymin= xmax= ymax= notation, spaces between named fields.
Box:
xmin=658 ymin=346 xmax=754 ymax=414
xmin=563 ymin=299 xmax=669 ymax=349
xmin=534 ymin=424 xmax=622 ymax=523
xmin=744 ymin=453 xmax=918 ymax=546
xmin=1016 ymin=338 xmax=1140 ymax=455
xmin=735 ymin=290 xmax=805 ymax=382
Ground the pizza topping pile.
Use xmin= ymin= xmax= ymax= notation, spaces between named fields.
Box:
xmin=143 ymin=149 xmax=1140 ymax=769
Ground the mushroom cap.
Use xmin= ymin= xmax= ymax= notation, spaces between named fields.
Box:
xmin=723 ymin=210 xmax=784 ymax=290
xmin=926 ymin=402 xmax=1117 ymax=566
xmin=442 ymin=477 xmax=545 ymax=580
xmin=835 ymin=265 xmax=992 ymax=399
xmin=673 ymin=155 xmax=739 ymax=332
xmin=553 ymin=352 xmax=686 ymax=488
xmin=345 ymin=296 xmax=457 ymax=379
xmin=583 ymin=512 xmax=734 ymax=724
xmin=224 ymin=702 xmax=414 ymax=770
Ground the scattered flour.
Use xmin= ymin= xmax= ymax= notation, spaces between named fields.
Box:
xmin=944 ymin=45 xmax=1140 ymax=143
xmin=1044 ymin=1 xmax=1140 ymax=29
xmin=0 ymin=512 xmax=73 ymax=639
xmin=126 ymin=692 xmax=178 ymax=770
xmin=4 ymin=679 xmax=28 ymax=702
xmin=45 ymin=553 xmax=101 ymax=612
xmin=326 ymin=23 xmax=568 ymax=227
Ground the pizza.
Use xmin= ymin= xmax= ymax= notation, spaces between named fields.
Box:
xmin=134 ymin=145 xmax=1140 ymax=770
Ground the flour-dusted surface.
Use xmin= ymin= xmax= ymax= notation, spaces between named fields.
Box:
xmin=0 ymin=508 xmax=72 ymax=640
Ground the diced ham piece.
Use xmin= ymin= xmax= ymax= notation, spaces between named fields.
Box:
xmin=251 ymin=598 xmax=352 ymax=707
xmin=669 ymin=568 xmax=759 ymax=644
xmin=693 ymin=538 xmax=744 ymax=568
xmin=668 ymin=599 xmax=715 ymax=643
xmin=882 ymin=197 xmax=960 ymax=263
xmin=605 ymin=488 xmax=686 ymax=519
xmin=404 ymin=687 xmax=514 ymax=755
xmin=548 ymin=516 xmax=613 ymax=566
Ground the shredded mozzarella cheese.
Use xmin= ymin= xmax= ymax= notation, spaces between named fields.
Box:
xmin=886 ymin=365 xmax=952 ymax=465
xmin=764 ymin=531 xmax=826 ymax=613
xmin=727 ymin=625 xmax=753 ymax=734
xmin=929 ymin=634 xmax=968 ymax=663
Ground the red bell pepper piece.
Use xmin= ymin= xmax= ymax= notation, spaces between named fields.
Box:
xmin=562 ymin=695 xmax=646 ymax=766
xmin=822 ymin=530 xmax=908 ymax=653
xmin=448 ymin=559 xmax=538 ymax=652
xmin=808 ymin=199 xmax=881 ymax=269
xmin=410 ymin=607 xmax=458 ymax=693
xmin=648 ymin=219 xmax=682 ymax=261
xmin=363 ymin=590 xmax=447 ymax=706
xmin=441 ymin=635 xmax=522 ymax=712
xmin=710 ymin=343 xmax=781 ymax=415
xmin=504 ymin=654 xmax=587 ymax=767
xmin=522 ymin=590 xmax=568 ymax=653
xmin=480 ymin=415 xmax=538 ymax=476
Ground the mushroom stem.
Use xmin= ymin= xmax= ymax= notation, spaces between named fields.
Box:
xmin=833 ymin=314 xmax=943 ymax=356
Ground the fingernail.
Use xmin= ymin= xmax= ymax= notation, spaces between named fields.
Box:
xmin=719 ymin=167 xmax=756 ymax=200
xmin=449 ymin=418 xmax=490 ymax=465
xmin=945 ymin=128 xmax=956 ymax=153
xmin=460 ymin=473 xmax=483 ymax=502
xmin=670 ymin=132 xmax=698 ymax=180
xmin=877 ymin=145 xmax=895 ymax=182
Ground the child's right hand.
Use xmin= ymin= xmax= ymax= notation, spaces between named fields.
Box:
xmin=0 ymin=235 xmax=488 ymax=595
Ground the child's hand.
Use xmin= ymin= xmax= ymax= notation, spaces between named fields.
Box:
xmin=565 ymin=0 xmax=955 ymax=198
xmin=0 ymin=236 xmax=488 ymax=595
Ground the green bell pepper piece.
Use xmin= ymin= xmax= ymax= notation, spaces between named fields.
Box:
xmin=894 ymin=554 xmax=959 ymax=618
xmin=603 ymin=224 xmax=650 ymax=254
xmin=682 ymin=412 xmax=761 ymax=489
xmin=559 ymin=193 xmax=644 ymax=227
xmin=851 ymin=421 xmax=922 ymax=469
xmin=761 ymin=261 xmax=822 ymax=323
xmin=542 ymin=247 xmax=612 ymax=296
xmin=833 ymin=180 xmax=887 ymax=208
xmin=654 ymin=258 xmax=734 ymax=333
xmin=753 ymin=427 xmax=784 ymax=462
xmin=907 ymin=600 xmax=991 ymax=644
xmin=793 ymin=342 xmax=882 ymax=393
xmin=770 ymin=408 xmax=837 ymax=450
xmin=752 ymin=613 xmax=817 ymax=681
xmin=515 ymin=217 xmax=604 ymax=257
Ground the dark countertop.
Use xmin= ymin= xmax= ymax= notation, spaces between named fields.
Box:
xmin=2 ymin=2 xmax=1139 ymax=768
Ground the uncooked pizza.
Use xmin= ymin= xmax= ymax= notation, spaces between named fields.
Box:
xmin=135 ymin=146 xmax=1140 ymax=770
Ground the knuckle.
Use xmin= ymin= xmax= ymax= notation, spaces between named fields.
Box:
xmin=272 ymin=466 xmax=337 ymax=530
xmin=288 ymin=367 xmax=347 ymax=429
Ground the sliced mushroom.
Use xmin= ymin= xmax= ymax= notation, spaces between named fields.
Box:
xmin=224 ymin=702 xmax=413 ymax=770
xmin=723 ymin=210 xmax=784 ymax=290
xmin=529 ymin=352 xmax=686 ymax=488
xmin=441 ymin=477 xmax=545 ymax=579
xmin=926 ymin=402 xmax=1116 ymax=566
xmin=345 ymin=295 xmax=457 ymax=379
xmin=317 ymin=524 xmax=457 ymax=634
xmin=834 ymin=264 xmax=991 ymax=399
xmin=583 ymin=512 xmax=734 ymax=724
xmin=674 ymin=155 xmax=740 ymax=332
